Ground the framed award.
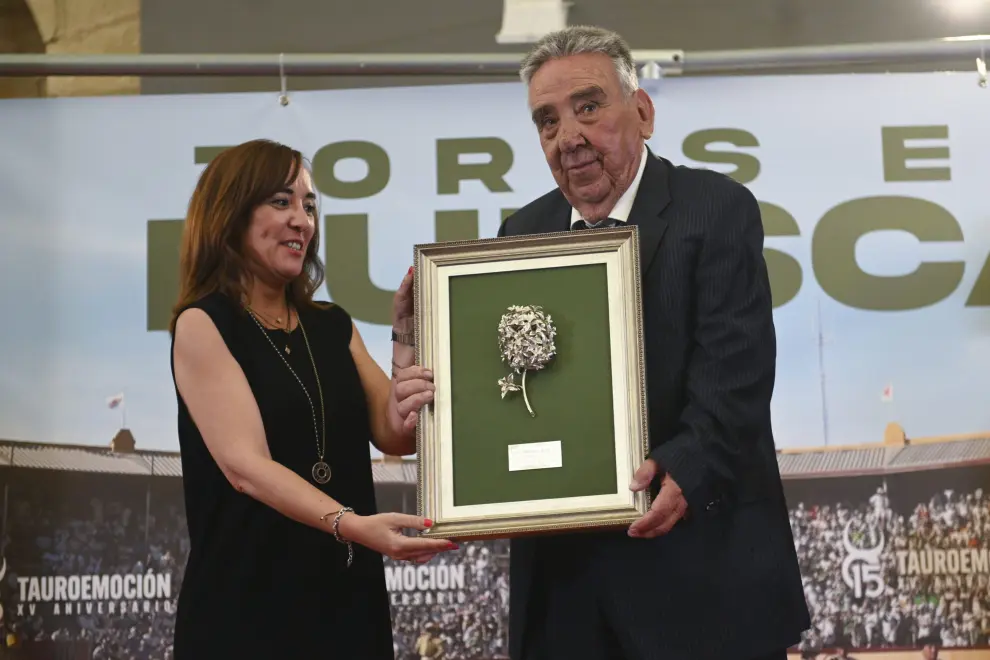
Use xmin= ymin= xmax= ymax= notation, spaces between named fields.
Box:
xmin=414 ymin=227 xmax=650 ymax=541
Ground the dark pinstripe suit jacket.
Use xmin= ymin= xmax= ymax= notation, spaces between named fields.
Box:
xmin=497 ymin=150 xmax=811 ymax=659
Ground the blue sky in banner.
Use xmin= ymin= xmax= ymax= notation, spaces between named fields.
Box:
xmin=0 ymin=74 xmax=988 ymax=455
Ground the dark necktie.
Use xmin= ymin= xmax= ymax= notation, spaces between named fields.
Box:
xmin=571 ymin=217 xmax=625 ymax=230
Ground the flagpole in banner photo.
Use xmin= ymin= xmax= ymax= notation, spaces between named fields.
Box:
xmin=814 ymin=299 xmax=832 ymax=447
xmin=880 ymin=382 xmax=898 ymax=426
xmin=107 ymin=392 xmax=126 ymax=429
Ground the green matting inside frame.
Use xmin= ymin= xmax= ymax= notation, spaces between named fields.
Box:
xmin=447 ymin=263 xmax=618 ymax=507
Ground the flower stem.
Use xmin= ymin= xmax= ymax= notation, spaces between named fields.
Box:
xmin=522 ymin=370 xmax=535 ymax=417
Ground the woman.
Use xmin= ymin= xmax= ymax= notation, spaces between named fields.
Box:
xmin=168 ymin=139 xmax=454 ymax=658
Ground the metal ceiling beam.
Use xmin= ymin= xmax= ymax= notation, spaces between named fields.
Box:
xmin=0 ymin=35 xmax=986 ymax=77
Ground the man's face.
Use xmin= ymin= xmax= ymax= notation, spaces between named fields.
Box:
xmin=527 ymin=52 xmax=655 ymax=222
xmin=923 ymin=644 xmax=938 ymax=660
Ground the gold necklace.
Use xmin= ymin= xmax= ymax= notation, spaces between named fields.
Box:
xmin=248 ymin=305 xmax=293 ymax=354
xmin=246 ymin=306 xmax=330 ymax=485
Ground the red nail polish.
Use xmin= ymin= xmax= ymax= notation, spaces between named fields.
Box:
xmin=448 ymin=543 xmax=459 ymax=550
xmin=424 ymin=519 xmax=433 ymax=527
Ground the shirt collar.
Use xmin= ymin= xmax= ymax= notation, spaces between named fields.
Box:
xmin=570 ymin=144 xmax=648 ymax=228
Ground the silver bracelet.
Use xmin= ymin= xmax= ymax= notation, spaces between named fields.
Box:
xmin=322 ymin=506 xmax=355 ymax=568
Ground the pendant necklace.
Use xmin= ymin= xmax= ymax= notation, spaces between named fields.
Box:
xmin=249 ymin=305 xmax=293 ymax=354
xmin=246 ymin=304 xmax=331 ymax=484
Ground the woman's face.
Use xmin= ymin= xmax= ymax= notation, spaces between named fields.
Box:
xmin=243 ymin=167 xmax=318 ymax=287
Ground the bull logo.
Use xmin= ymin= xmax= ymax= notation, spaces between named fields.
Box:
xmin=840 ymin=519 xmax=884 ymax=600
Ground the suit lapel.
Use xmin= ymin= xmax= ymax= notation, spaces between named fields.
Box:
xmin=527 ymin=149 xmax=671 ymax=274
xmin=531 ymin=193 xmax=572 ymax=234
xmin=626 ymin=149 xmax=671 ymax=275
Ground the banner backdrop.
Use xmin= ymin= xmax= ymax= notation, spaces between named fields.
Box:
xmin=1 ymin=72 xmax=989 ymax=454
xmin=0 ymin=71 xmax=989 ymax=657
xmin=0 ymin=450 xmax=988 ymax=659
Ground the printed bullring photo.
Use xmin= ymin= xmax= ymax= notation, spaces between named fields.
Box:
xmin=0 ymin=423 xmax=988 ymax=658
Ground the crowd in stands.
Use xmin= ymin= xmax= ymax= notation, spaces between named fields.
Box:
xmin=1 ymin=470 xmax=989 ymax=659
xmin=792 ymin=484 xmax=990 ymax=655
xmin=0 ymin=477 xmax=184 ymax=659
xmin=0 ymin=474 xmax=511 ymax=659
xmin=388 ymin=540 xmax=510 ymax=659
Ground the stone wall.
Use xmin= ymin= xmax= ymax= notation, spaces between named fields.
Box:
xmin=0 ymin=0 xmax=45 ymax=97
xmin=0 ymin=0 xmax=139 ymax=98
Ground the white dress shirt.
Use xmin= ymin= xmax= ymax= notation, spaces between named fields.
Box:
xmin=569 ymin=144 xmax=648 ymax=229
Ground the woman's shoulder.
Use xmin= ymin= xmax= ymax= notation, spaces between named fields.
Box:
xmin=183 ymin=290 xmax=235 ymax=312
xmin=304 ymin=300 xmax=354 ymax=343
xmin=175 ymin=291 xmax=245 ymax=341
xmin=180 ymin=291 xmax=239 ymax=320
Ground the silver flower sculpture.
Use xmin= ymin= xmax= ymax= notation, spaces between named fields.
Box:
xmin=497 ymin=305 xmax=557 ymax=417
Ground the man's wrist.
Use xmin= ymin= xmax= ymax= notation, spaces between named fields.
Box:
xmin=650 ymin=439 xmax=719 ymax=516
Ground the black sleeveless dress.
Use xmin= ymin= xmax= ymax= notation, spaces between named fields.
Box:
xmin=169 ymin=291 xmax=394 ymax=659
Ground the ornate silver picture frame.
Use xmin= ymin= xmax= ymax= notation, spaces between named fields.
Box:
xmin=414 ymin=227 xmax=651 ymax=541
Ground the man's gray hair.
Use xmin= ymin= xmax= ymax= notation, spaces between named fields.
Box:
xmin=519 ymin=26 xmax=639 ymax=96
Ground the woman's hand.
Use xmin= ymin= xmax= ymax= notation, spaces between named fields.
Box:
xmin=392 ymin=266 xmax=415 ymax=334
xmin=388 ymin=365 xmax=434 ymax=436
xmin=339 ymin=512 xmax=457 ymax=563
xmin=389 ymin=267 xmax=432 ymax=436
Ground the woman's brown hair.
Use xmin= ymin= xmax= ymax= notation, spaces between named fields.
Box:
xmin=168 ymin=139 xmax=326 ymax=335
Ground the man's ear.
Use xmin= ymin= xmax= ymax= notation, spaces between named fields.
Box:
xmin=634 ymin=88 xmax=655 ymax=139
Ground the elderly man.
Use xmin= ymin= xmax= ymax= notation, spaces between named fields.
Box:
xmin=497 ymin=25 xmax=811 ymax=660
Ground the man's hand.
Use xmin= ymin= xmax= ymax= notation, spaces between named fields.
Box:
xmin=627 ymin=458 xmax=688 ymax=539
